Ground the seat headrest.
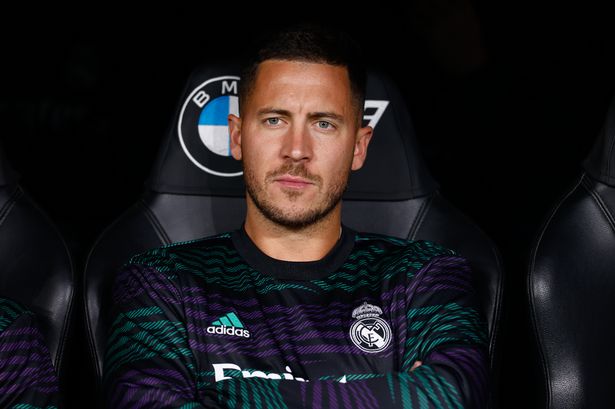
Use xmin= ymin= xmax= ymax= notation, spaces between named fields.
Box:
xmin=145 ymin=62 xmax=438 ymax=200
xmin=584 ymin=95 xmax=615 ymax=186
xmin=351 ymin=68 xmax=438 ymax=199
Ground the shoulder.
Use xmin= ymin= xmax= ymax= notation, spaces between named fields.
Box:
xmin=353 ymin=230 xmax=459 ymax=262
xmin=111 ymin=233 xmax=234 ymax=305
xmin=0 ymin=297 xmax=35 ymax=333
xmin=124 ymin=230 xmax=235 ymax=271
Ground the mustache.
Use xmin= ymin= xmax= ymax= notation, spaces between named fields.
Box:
xmin=267 ymin=163 xmax=322 ymax=185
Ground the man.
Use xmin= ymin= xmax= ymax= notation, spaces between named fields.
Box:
xmin=104 ymin=25 xmax=489 ymax=408
xmin=0 ymin=297 xmax=61 ymax=407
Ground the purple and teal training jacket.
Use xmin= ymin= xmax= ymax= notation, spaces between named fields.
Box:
xmin=103 ymin=223 xmax=489 ymax=408
xmin=0 ymin=297 xmax=60 ymax=408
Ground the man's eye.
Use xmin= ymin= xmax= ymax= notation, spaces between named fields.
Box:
xmin=266 ymin=118 xmax=280 ymax=126
xmin=317 ymin=121 xmax=333 ymax=129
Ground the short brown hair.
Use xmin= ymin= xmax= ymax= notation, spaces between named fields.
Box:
xmin=238 ymin=24 xmax=366 ymax=121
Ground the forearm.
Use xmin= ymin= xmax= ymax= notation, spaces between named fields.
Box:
xmin=107 ymin=380 xmax=208 ymax=409
xmin=213 ymin=351 xmax=486 ymax=409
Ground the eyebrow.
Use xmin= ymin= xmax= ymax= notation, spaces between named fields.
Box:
xmin=257 ymin=107 xmax=292 ymax=117
xmin=308 ymin=111 xmax=345 ymax=123
xmin=256 ymin=107 xmax=345 ymax=123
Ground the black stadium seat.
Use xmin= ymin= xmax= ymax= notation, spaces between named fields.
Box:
xmin=528 ymin=96 xmax=615 ymax=408
xmin=0 ymin=145 xmax=75 ymax=399
xmin=84 ymin=62 xmax=504 ymax=405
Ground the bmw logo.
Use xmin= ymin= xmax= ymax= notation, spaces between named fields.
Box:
xmin=177 ymin=75 xmax=243 ymax=177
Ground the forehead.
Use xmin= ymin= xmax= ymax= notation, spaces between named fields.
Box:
xmin=248 ymin=60 xmax=353 ymax=112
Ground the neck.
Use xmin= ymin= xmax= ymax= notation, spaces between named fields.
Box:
xmin=243 ymin=202 xmax=343 ymax=262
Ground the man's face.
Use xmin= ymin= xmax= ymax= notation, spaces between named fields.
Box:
xmin=228 ymin=59 xmax=372 ymax=230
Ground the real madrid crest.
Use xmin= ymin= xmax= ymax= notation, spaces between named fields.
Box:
xmin=177 ymin=75 xmax=243 ymax=177
xmin=349 ymin=302 xmax=392 ymax=353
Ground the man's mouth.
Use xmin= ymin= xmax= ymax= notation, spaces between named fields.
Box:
xmin=274 ymin=175 xmax=314 ymax=188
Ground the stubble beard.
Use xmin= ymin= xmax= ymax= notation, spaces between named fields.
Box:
xmin=243 ymin=161 xmax=350 ymax=231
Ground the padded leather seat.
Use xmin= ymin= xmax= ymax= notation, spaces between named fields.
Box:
xmin=84 ymin=63 xmax=504 ymax=406
xmin=528 ymin=96 xmax=615 ymax=409
xmin=0 ymin=146 xmax=75 ymax=397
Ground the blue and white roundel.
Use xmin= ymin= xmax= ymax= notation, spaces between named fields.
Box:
xmin=178 ymin=75 xmax=242 ymax=177
xmin=198 ymin=95 xmax=239 ymax=157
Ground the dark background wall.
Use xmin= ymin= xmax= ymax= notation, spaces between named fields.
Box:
xmin=1 ymin=2 xmax=614 ymax=407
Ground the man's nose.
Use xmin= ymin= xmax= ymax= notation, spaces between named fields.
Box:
xmin=281 ymin=123 xmax=313 ymax=161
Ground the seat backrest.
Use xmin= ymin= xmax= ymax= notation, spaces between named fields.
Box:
xmin=84 ymin=63 xmax=504 ymax=402
xmin=528 ymin=97 xmax=615 ymax=409
xmin=0 ymin=145 xmax=75 ymax=397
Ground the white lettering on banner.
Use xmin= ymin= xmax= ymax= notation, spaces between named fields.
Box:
xmin=192 ymin=90 xmax=210 ymax=108
xmin=363 ymin=100 xmax=390 ymax=129
xmin=222 ymin=80 xmax=238 ymax=95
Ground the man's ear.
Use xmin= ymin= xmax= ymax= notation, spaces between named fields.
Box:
xmin=228 ymin=114 xmax=242 ymax=161
xmin=351 ymin=125 xmax=373 ymax=171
